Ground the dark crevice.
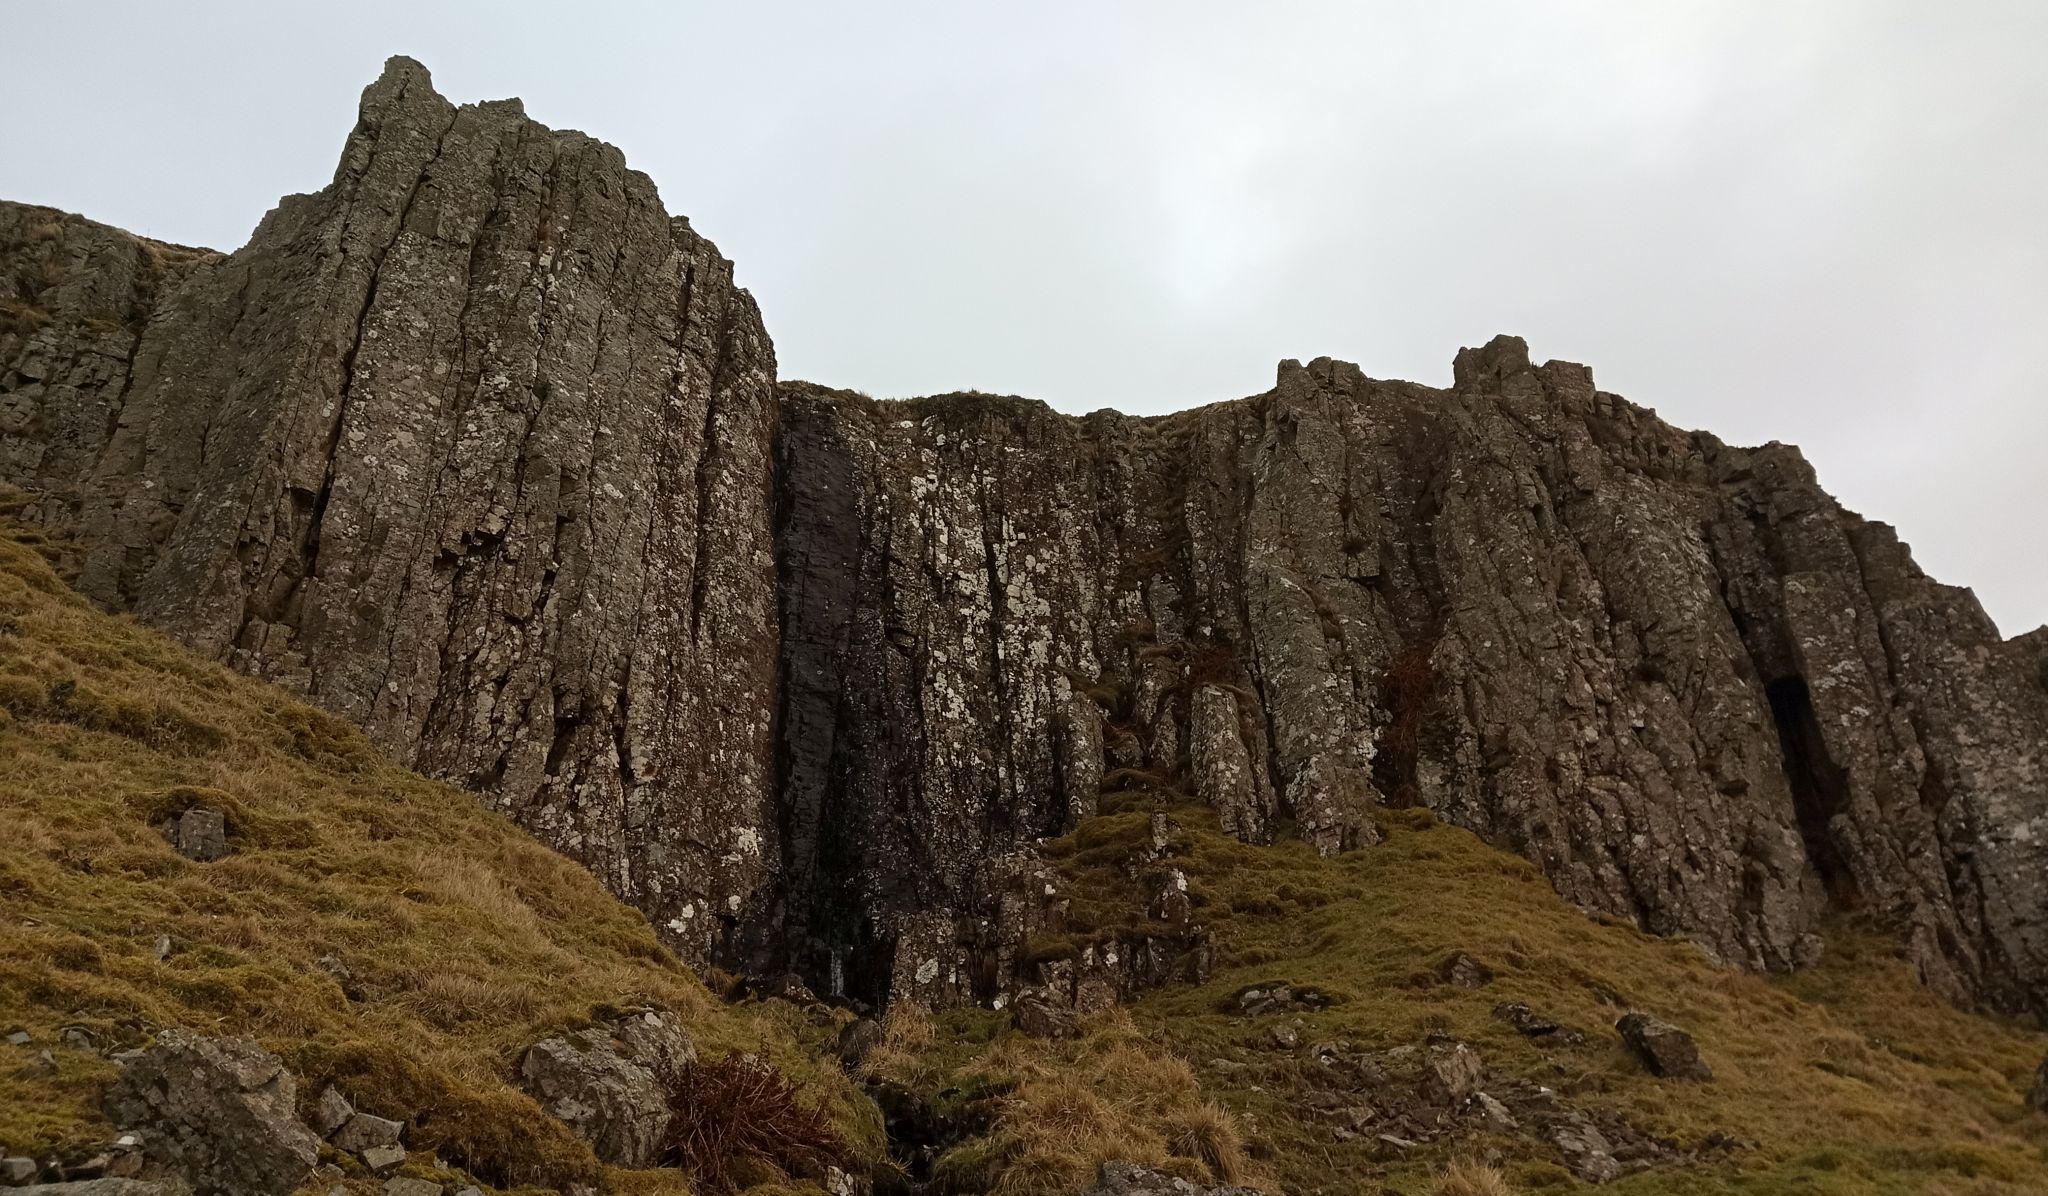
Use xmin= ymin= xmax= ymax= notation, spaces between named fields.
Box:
xmin=1765 ymin=675 xmax=1858 ymax=906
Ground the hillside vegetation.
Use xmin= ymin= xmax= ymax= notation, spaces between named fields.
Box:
xmin=3 ymin=507 xmax=2045 ymax=1196
xmin=859 ymin=791 xmax=2048 ymax=1195
xmin=0 ymin=517 xmax=882 ymax=1194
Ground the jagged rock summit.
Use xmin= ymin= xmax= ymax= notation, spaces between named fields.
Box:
xmin=3 ymin=58 xmax=2043 ymax=1022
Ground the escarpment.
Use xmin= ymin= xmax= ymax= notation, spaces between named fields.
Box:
xmin=3 ymin=59 xmax=2043 ymax=1023
xmin=0 ymin=57 xmax=781 ymax=963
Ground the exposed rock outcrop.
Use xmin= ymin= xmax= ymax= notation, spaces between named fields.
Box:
xmin=3 ymin=59 xmax=2043 ymax=1022
xmin=100 ymin=1031 xmax=317 ymax=1196
xmin=1615 ymin=1012 xmax=1712 ymax=1082
xmin=518 ymin=1009 xmax=694 ymax=1167
xmin=766 ymin=353 xmax=2048 ymax=1018
xmin=0 ymin=57 xmax=780 ymax=965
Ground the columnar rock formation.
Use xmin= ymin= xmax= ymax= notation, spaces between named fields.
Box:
xmin=3 ymin=59 xmax=2043 ymax=1020
xmin=0 ymin=58 xmax=781 ymax=962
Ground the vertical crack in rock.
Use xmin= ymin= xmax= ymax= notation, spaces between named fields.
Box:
xmin=2 ymin=66 xmax=2043 ymax=1021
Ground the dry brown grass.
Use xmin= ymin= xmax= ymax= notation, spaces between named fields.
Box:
xmin=0 ymin=527 xmax=882 ymax=1191
xmin=1164 ymin=1101 xmax=1246 ymax=1184
xmin=1433 ymin=1159 xmax=1517 ymax=1196
xmin=661 ymin=1054 xmax=849 ymax=1192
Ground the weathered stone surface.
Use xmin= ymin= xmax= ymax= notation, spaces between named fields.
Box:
xmin=517 ymin=1009 xmax=693 ymax=1168
xmin=330 ymin=1110 xmax=403 ymax=1155
xmin=835 ymin=1018 xmax=885 ymax=1069
xmin=1011 ymin=990 xmax=1080 ymax=1040
xmin=1551 ymin=1116 xmax=1623 ymax=1183
xmin=309 ymin=1087 xmax=353 ymax=1138
xmin=2027 ymin=1055 xmax=2047 ymax=1111
xmin=0 ymin=57 xmax=779 ymax=968
xmin=101 ymin=1031 xmax=317 ymax=1196
xmin=5 ymin=57 xmax=2045 ymax=1022
xmin=167 ymin=809 xmax=225 ymax=862
xmin=1083 ymin=1161 xmax=1258 ymax=1196
xmin=1615 ymin=1012 xmax=1712 ymax=1081
xmin=1420 ymin=1043 xmax=1483 ymax=1106
xmin=1188 ymin=685 xmax=1275 ymax=842
xmin=768 ymin=350 xmax=2047 ymax=1017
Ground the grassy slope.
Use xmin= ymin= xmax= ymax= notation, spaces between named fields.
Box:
xmin=871 ymin=795 xmax=2048 ymax=1196
xmin=0 ymin=524 xmax=881 ymax=1194
xmin=4 ymin=506 xmax=2045 ymax=1196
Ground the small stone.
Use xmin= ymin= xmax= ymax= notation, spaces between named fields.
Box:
xmin=1615 ymin=1011 xmax=1712 ymax=1081
xmin=4 ymin=1030 xmax=29 ymax=1047
xmin=0 ymin=1158 xmax=37 ymax=1184
xmin=1435 ymin=953 xmax=1495 ymax=988
xmin=152 ymin=936 xmax=172 ymax=962
xmin=358 ymin=1144 xmax=407 ymax=1174
xmin=171 ymin=808 xmax=228 ymax=862
xmin=333 ymin=1111 xmax=404 ymax=1154
xmin=382 ymin=1180 xmax=441 ymax=1196
xmin=60 ymin=1027 xmax=95 ymax=1051
xmin=16 ymin=1050 xmax=56 ymax=1079
xmin=311 ymin=1086 xmax=354 ymax=1137
xmin=1468 ymin=1091 xmax=1518 ymax=1132
xmin=1493 ymin=1002 xmax=1557 ymax=1035
xmin=1268 ymin=1023 xmax=1300 ymax=1050
xmin=836 ymin=1018 xmax=885 ymax=1068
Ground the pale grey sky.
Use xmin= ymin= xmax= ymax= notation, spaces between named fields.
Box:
xmin=5 ymin=2 xmax=2043 ymax=633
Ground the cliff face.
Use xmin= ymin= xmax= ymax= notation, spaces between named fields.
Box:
xmin=769 ymin=355 xmax=2048 ymax=1017
xmin=0 ymin=59 xmax=781 ymax=963
xmin=3 ymin=59 xmax=2043 ymax=1021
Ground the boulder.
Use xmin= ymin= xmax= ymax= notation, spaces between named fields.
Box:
xmin=1420 ymin=1043 xmax=1482 ymax=1106
xmin=1615 ymin=1011 xmax=1712 ymax=1081
xmin=167 ymin=810 xmax=227 ymax=862
xmin=835 ymin=1018 xmax=885 ymax=1069
xmin=1 ymin=1158 xmax=37 ymax=1185
xmin=330 ymin=1112 xmax=403 ymax=1156
xmin=101 ymin=1031 xmax=317 ymax=1196
xmin=1435 ymin=953 xmax=1494 ymax=988
xmin=1012 ymin=991 xmax=1079 ymax=1040
xmin=518 ymin=1009 xmax=694 ymax=1167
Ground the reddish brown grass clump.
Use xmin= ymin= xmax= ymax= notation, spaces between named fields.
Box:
xmin=661 ymin=1054 xmax=849 ymax=1192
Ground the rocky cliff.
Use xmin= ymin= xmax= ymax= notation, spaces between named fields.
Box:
xmin=3 ymin=59 xmax=2043 ymax=1022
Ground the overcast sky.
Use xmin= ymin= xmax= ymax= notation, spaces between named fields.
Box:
xmin=5 ymin=2 xmax=2043 ymax=633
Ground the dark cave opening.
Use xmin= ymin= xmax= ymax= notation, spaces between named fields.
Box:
xmin=1765 ymin=675 xmax=1859 ymax=906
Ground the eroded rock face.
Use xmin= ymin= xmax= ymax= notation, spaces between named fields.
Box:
xmin=0 ymin=57 xmax=780 ymax=965
xmin=3 ymin=60 xmax=2044 ymax=1021
xmin=766 ymin=350 xmax=2048 ymax=1019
